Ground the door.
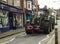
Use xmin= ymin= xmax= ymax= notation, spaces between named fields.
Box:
xmin=8 ymin=12 xmax=17 ymax=29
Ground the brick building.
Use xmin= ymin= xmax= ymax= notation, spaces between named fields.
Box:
xmin=23 ymin=0 xmax=39 ymax=25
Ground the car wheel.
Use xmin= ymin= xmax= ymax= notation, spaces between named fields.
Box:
xmin=52 ymin=24 xmax=55 ymax=29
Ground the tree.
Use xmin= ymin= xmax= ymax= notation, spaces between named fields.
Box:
xmin=43 ymin=5 xmax=47 ymax=9
xmin=48 ymin=8 xmax=52 ymax=15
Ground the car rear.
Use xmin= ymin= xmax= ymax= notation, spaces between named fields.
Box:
xmin=25 ymin=25 xmax=33 ymax=34
xmin=33 ymin=25 xmax=40 ymax=32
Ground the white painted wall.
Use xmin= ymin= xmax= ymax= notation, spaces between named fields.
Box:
xmin=24 ymin=0 xmax=26 ymax=8
xmin=27 ymin=1 xmax=32 ymax=10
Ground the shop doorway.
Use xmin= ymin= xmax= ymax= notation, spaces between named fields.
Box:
xmin=8 ymin=12 xmax=16 ymax=29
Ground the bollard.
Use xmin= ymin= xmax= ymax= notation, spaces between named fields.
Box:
xmin=55 ymin=28 xmax=58 ymax=44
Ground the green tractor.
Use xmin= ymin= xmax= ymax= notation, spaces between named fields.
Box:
xmin=25 ymin=9 xmax=55 ymax=34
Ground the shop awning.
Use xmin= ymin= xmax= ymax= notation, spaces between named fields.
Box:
xmin=0 ymin=2 xmax=24 ymax=14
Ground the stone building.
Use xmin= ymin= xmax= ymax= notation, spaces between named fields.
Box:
xmin=0 ymin=0 xmax=24 ymax=33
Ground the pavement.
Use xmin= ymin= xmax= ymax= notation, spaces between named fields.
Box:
xmin=45 ymin=31 xmax=55 ymax=44
xmin=57 ymin=20 xmax=60 ymax=44
xmin=0 ymin=28 xmax=25 ymax=38
xmin=48 ymin=27 xmax=60 ymax=44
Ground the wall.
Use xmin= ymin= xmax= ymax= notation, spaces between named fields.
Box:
xmin=27 ymin=1 xmax=32 ymax=10
xmin=7 ymin=0 xmax=13 ymax=5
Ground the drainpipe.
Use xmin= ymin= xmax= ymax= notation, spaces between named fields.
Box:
xmin=23 ymin=0 xmax=27 ymax=26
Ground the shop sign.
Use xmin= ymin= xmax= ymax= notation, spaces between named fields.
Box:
xmin=0 ymin=4 xmax=10 ymax=11
xmin=0 ymin=3 xmax=24 ymax=14
xmin=10 ymin=8 xmax=17 ymax=12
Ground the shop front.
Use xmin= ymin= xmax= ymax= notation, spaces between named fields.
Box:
xmin=8 ymin=12 xmax=23 ymax=29
xmin=0 ymin=3 xmax=24 ymax=33
xmin=0 ymin=10 xmax=9 ymax=33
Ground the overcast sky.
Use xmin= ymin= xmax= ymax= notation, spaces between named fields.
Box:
xmin=38 ymin=0 xmax=60 ymax=9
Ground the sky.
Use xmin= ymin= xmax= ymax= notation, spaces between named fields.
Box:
xmin=38 ymin=0 xmax=60 ymax=9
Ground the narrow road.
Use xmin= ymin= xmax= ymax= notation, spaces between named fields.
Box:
xmin=0 ymin=29 xmax=54 ymax=44
xmin=1 ymin=19 xmax=59 ymax=44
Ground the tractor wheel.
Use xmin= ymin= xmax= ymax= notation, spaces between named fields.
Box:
xmin=44 ymin=27 xmax=50 ymax=34
xmin=52 ymin=24 xmax=55 ymax=29
xmin=50 ymin=24 xmax=52 ymax=32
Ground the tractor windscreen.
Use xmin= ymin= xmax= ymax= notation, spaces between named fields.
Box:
xmin=35 ymin=9 xmax=49 ymax=25
xmin=40 ymin=9 xmax=49 ymax=15
xmin=38 ymin=9 xmax=49 ymax=18
xmin=40 ymin=11 xmax=45 ymax=14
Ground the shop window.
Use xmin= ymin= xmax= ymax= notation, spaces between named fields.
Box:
xmin=16 ymin=14 xmax=23 ymax=27
xmin=0 ymin=10 xmax=9 ymax=28
xmin=26 ymin=15 xmax=30 ymax=21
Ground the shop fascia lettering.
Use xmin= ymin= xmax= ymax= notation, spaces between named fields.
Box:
xmin=0 ymin=3 xmax=24 ymax=14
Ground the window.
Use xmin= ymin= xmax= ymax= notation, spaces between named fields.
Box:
xmin=14 ymin=0 xmax=20 ymax=7
xmin=15 ymin=14 xmax=23 ymax=27
xmin=28 ymin=3 xmax=30 ymax=9
xmin=27 ymin=1 xmax=32 ymax=10
xmin=0 ymin=10 xmax=9 ymax=28
xmin=26 ymin=15 xmax=30 ymax=22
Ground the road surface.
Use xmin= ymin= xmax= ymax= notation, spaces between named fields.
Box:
xmin=0 ymin=30 xmax=54 ymax=44
xmin=2 ymin=20 xmax=60 ymax=44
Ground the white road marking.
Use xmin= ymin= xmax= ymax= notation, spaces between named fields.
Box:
xmin=38 ymin=35 xmax=49 ymax=44
xmin=1 ymin=38 xmax=15 ymax=44
xmin=39 ymin=20 xmax=60 ymax=44
xmin=41 ymin=35 xmax=49 ymax=41
xmin=9 ymin=38 xmax=15 ymax=41
xmin=0 ymin=32 xmax=26 ymax=44
xmin=39 ymin=41 xmax=41 ymax=44
xmin=38 ymin=34 xmax=55 ymax=44
xmin=1 ymin=34 xmax=26 ymax=44
xmin=47 ymin=34 xmax=55 ymax=43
